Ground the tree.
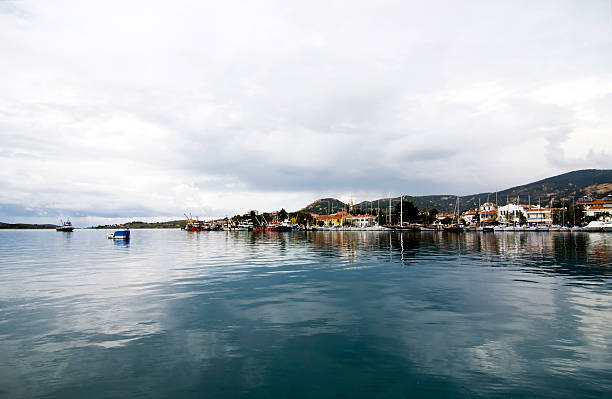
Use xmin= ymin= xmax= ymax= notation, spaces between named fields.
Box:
xmin=392 ymin=199 xmax=419 ymax=224
xmin=279 ymin=208 xmax=288 ymax=221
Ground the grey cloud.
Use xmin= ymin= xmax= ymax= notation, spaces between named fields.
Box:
xmin=0 ymin=1 xmax=611 ymax=220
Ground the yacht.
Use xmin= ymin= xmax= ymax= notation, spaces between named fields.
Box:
xmin=583 ymin=221 xmax=604 ymax=232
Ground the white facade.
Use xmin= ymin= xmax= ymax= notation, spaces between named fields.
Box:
xmin=345 ymin=215 xmax=376 ymax=228
xmin=526 ymin=206 xmax=552 ymax=226
xmin=497 ymin=204 xmax=527 ymax=224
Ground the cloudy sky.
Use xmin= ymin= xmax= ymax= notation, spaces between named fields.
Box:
xmin=1 ymin=1 xmax=611 ymax=225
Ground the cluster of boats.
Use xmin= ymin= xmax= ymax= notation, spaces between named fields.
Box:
xmin=191 ymin=220 xmax=612 ymax=233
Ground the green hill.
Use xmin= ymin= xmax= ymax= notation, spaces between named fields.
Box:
xmin=300 ymin=198 xmax=348 ymax=215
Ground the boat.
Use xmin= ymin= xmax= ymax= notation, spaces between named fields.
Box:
xmin=107 ymin=229 xmax=130 ymax=240
xmin=183 ymin=213 xmax=210 ymax=231
xmin=549 ymin=225 xmax=562 ymax=231
xmin=265 ymin=222 xmax=292 ymax=232
xmin=603 ymin=221 xmax=612 ymax=232
xmin=583 ymin=220 xmax=605 ymax=232
xmin=234 ymin=221 xmax=254 ymax=231
xmin=536 ymin=225 xmax=550 ymax=232
xmin=55 ymin=219 xmax=74 ymax=232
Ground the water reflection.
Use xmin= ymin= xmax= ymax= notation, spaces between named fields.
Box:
xmin=0 ymin=230 xmax=611 ymax=398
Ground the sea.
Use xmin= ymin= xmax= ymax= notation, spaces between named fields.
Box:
xmin=1 ymin=229 xmax=611 ymax=398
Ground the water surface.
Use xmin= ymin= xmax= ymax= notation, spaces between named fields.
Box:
xmin=1 ymin=230 xmax=611 ymax=398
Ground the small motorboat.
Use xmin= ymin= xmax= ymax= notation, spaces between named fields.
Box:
xmin=56 ymin=219 xmax=74 ymax=232
xmin=108 ymin=229 xmax=130 ymax=240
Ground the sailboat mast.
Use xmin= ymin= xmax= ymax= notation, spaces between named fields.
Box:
xmin=400 ymin=195 xmax=403 ymax=226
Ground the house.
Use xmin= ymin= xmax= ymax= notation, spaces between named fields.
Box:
xmin=577 ymin=195 xmax=612 ymax=219
xmin=345 ymin=214 xmax=376 ymax=228
xmin=497 ymin=203 xmax=527 ymax=224
xmin=525 ymin=205 xmax=552 ymax=226
xmin=461 ymin=210 xmax=478 ymax=225
xmin=315 ymin=211 xmax=349 ymax=227
xmin=479 ymin=202 xmax=497 ymax=224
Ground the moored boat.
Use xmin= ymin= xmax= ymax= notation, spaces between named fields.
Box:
xmin=583 ymin=221 xmax=604 ymax=232
xmin=108 ymin=229 xmax=130 ymax=240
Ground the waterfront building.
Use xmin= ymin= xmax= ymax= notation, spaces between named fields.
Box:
xmin=345 ymin=214 xmax=376 ymax=228
xmin=479 ymin=202 xmax=497 ymax=224
xmin=497 ymin=203 xmax=527 ymax=224
xmin=316 ymin=211 xmax=349 ymax=227
xmin=525 ymin=205 xmax=552 ymax=226
xmin=577 ymin=194 xmax=612 ymax=218
xmin=461 ymin=210 xmax=478 ymax=225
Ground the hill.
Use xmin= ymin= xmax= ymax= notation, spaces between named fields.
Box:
xmin=0 ymin=222 xmax=57 ymax=229
xmin=303 ymin=169 xmax=612 ymax=214
xmin=300 ymin=198 xmax=348 ymax=215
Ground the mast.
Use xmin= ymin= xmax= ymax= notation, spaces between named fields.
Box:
xmin=388 ymin=196 xmax=392 ymax=225
xmin=573 ymin=198 xmax=575 ymax=225
xmin=400 ymin=195 xmax=403 ymax=226
xmin=562 ymin=199 xmax=565 ymax=226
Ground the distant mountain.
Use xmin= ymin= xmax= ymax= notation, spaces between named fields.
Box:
xmin=302 ymin=169 xmax=612 ymax=214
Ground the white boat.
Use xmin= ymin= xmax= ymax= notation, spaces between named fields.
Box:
xmin=549 ymin=225 xmax=561 ymax=231
xmin=493 ymin=225 xmax=506 ymax=232
xmin=536 ymin=225 xmax=550 ymax=232
xmin=235 ymin=221 xmax=253 ymax=231
xmin=570 ymin=226 xmax=582 ymax=232
xmin=603 ymin=221 xmax=612 ymax=232
xmin=503 ymin=226 xmax=516 ymax=231
xmin=583 ymin=221 xmax=604 ymax=232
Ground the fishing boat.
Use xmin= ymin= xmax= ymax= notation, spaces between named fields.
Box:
xmin=108 ymin=229 xmax=130 ymax=240
xmin=265 ymin=222 xmax=292 ymax=232
xmin=183 ymin=213 xmax=209 ymax=231
xmin=55 ymin=219 xmax=74 ymax=232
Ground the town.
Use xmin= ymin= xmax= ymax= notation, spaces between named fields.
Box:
xmin=185 ymin=194 xmax=612 ymax=232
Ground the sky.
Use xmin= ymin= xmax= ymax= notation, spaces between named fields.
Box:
xmin=1 ymin=0 xmax=611 ymax=225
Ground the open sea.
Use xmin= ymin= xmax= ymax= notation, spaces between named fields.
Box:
xmin=1 ymin=229 xmax=611 ymax=398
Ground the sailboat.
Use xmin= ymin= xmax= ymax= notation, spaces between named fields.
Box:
xmin=444 ymin=196 xmax=463 ymax=232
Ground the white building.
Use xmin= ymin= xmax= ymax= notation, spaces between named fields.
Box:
xmin=525 ymin=205 xmax=552 ymax=226
xmin=497 ymin=203 xmax=527 ymax=224
xmin=479 ymin=202 xmax=497 ymax=224
xmin=345 ymin=214 xmax=376 ymax=228
xmin=578 ymin=195 xmax=612 ymax=219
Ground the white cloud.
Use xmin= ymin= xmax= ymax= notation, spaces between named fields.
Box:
xmin=0 ymin=1 xmax=611 ymax=224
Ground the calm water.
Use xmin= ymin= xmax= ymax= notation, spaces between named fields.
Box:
xmin=1 ymin=230 xmax=611 ymax=398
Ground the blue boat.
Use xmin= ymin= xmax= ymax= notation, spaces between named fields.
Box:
xmin=108 ymin=229 xmax=130 ymax=240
